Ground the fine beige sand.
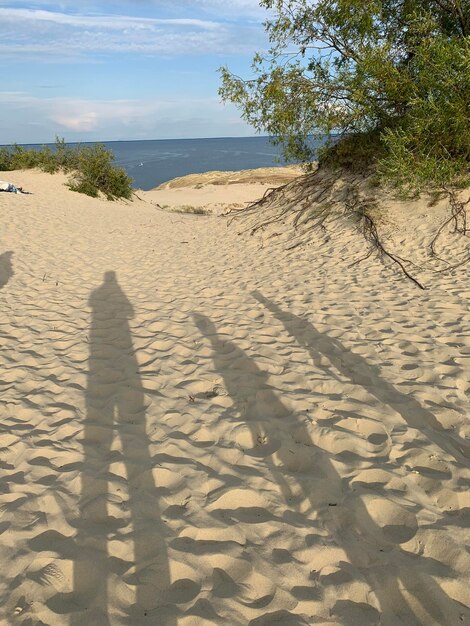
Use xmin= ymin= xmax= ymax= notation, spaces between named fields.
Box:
xmin=144 ymin=166 xmax=304 ymax=215
xmin=0 ymin=168 xmax=469 ymax=626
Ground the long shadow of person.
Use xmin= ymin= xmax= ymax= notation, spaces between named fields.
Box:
xmin=194 ymin=306 xmax=462 ymax=625
xmin=252 ymin=291 xmax=468 ymax=465
xmin=49 ymin=272 xmax=174 ymax=625
xmin=0 ymin=251 xmax=14 ymax=289
xmin=193 ymin=312 xmax=337 ymax=508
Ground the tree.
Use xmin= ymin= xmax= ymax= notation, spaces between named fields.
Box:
xmin=220 ymin=0 xmax=470 ymax=190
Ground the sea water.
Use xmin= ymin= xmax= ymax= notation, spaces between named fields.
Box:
xmin=13 ymin=136 xmax=326 ymax=191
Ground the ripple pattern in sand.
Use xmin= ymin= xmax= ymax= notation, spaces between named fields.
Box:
xmin=0 ymin=172 xmax=469 ymax=625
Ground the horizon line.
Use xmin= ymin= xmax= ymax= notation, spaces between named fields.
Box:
xmin=1 ymin=133 xmax=333 ymax=148
xmin=1 ymin=134 xmax=273 ymax=147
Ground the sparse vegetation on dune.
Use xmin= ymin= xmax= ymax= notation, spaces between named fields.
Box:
xmin=154 ymin=203 xmax=209 ymax=215
xmin=0 ymin=137 xmax=133 ymax=200
xmin=219 ymin=0 xmax=470 ymax=286
xmin=171 ymin=205 xmax=208 ymax=215
xmin=229 ymin=165 xmax=470 ymax=289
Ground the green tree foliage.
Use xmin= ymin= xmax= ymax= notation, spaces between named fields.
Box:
xmin=0 ymin=138 xmax=133 ymax=200
xmin=220 ymin=0 xmax=470 ymax=190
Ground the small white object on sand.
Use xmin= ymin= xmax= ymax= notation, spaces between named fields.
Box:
xmin=0 ymin=180 xmax=22 ymax=193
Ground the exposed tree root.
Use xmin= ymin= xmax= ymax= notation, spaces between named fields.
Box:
xmin=353 ymin=206 xmax=427 ymax=290
xmin=226 ymin=167 xmax=469 ymax=289
xmin=341 ymin=184 xmax=427 ymax=289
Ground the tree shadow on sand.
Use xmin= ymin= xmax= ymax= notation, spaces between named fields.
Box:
xmin=0 ymin=251 xmax=14 ymax=290
xmin=46 ymin=271 xmax=174 ymax=625
xmin=194 ymin=295 xmax=467 ymax=626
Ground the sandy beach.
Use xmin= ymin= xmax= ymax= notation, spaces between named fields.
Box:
xmin=0 ymin=168 xmax=469 ymax=626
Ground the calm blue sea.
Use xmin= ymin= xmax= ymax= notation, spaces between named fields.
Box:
xmin=11 ymin=136 xmax=326 ymax=190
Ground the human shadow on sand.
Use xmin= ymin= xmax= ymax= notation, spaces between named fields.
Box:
xmin=0 ymin=251 xmax=14 ymax=289
xmin=47 ymin=271 xmax=174 ymax=625
xmin=194 ymin=296 xmax=465 ymax=626
xmin=251 ymin=290 xmax=468 ymax=465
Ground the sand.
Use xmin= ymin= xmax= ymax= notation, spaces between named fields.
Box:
xmin=144 ymin=166 xmax=304 ymax=215
xmin=0 ymin=167 xmax=469 ymax=626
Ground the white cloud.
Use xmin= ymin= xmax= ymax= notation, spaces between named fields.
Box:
xmin=0 ymin=6 xmax=262 ymax=58
xmin=157 ymin=0 xmax=267 ymax=19
xmin=0 ymin=91 xmax=253 ymax=143
xmin=0 ymin=1 xmax=267 ymax=19
xmin=0 ymin=7 xmax=220 ymax=29
xmin=0 ymin=3 xmax=264 ymax=142
xmin=53 ymin=111 xmax=99 ymax=131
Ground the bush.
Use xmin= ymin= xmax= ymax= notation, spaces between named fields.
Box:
xmin=0 ymin=143 xmax=59 ymax=172
xmin=318 ymin=129 xmax=385 ymax=173
xmin=0 ymin=147 xmax=12 ymax=171
xmin=67 ymin=144 xmax=133 ymax=200
xmin=53 ymin=137 xmax=80 ymax=172
xmin=0 ymin=137 xmax=133 ymax=200
xmin=378 ymin=36 xmax=470 ymax=193
xmin=220 ymin=0 xmax=470 ymax=191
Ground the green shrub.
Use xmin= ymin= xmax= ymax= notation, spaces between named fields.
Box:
xmin=220 ymin=0 xmax=470 ymax=191
xmin=318 ymin=129 xmax=385 ymax=172
xmin=9 ymin=145 xmax=44 ymax=170
xmin=53 ymin=137 xmax=80 ymax=172
xmin=0 ymin=137 xmax=133 ymax=200
xmin=67 ymin=144 xmax=133 ymax=200
xmin=378 ymin=37 xmax=470 ymax=193
xmin=0 ymin=147 xmax=13 ymax=170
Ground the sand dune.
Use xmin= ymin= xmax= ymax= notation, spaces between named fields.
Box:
xmin=144 ymin=166 xmax=304 ymax=215
xmin=153 ymin=166 xmax=304 ymax=189
xmin=0 ymin=168 xmax=469 ymax=625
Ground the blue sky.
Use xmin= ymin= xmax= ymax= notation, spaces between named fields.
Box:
xmin=0 ymin=0 xmax=268 ymax=143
